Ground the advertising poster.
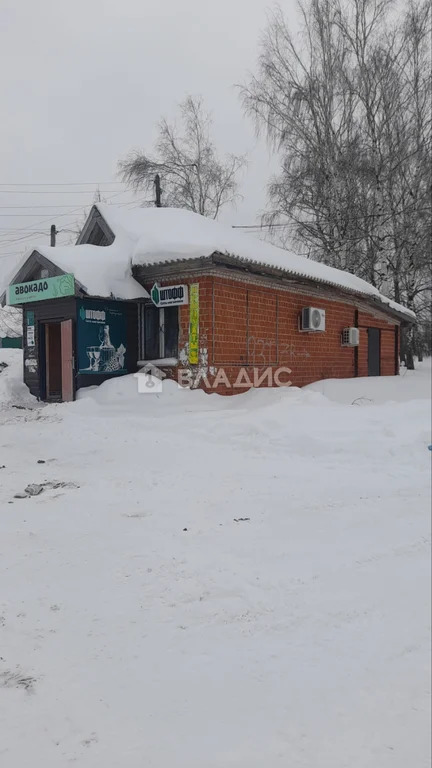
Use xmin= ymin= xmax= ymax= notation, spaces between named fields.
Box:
xmin=188 ymin=283 xmax=199 ymax=364
xmin=77 ymin=300 xmax=128 ymax=375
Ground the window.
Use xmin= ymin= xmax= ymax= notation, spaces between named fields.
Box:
xmin=139 ymin=303 xmax=179 ymax=361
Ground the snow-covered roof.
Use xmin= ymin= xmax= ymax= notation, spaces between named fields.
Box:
xmin=2 ymin=203 xmax=414 ymax=319
xmin=96 ymin=204 xmax=415 ymax=321
xmin=35 ymin=243 xmax=148 ymax=301
xmin=0 ymin=306 xmax=22 ymax=338
xmin=3 ymin=239 xmax=148 ymax=302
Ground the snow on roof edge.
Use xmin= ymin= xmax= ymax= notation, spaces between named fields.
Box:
xmin=96 ymin=204 xmax=413 ymax=322
xmin=137 ymin=250 xmax=415 ymax=321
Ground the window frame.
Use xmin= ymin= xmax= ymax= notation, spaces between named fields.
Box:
xmin=138 ymin=302 xmax=179 ymax=363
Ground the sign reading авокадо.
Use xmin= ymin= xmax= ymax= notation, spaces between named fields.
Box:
xmin=8 ymin=273 xmax=75 ymax=305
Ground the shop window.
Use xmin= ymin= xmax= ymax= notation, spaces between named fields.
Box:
xmin=139 ymin=304 xmax=179 ymax=360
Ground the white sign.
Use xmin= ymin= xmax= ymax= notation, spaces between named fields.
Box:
xmin=26 ymin=326 xmax=35 ymax=347
xmin=150 ymin=283 xmax=189 ymax=308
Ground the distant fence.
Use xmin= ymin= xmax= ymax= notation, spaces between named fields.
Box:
xmin=0 ymin=336 xmax=22 ymax=349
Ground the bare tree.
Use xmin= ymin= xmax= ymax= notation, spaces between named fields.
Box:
xmin=119 ymin=96 xmax=247 ymax=219
xmin=241 ymin=0 xmax=431 ymax=366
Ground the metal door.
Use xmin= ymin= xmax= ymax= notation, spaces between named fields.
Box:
xmin=61 ymin=319 xmax=74 ymax=401
xmin=368 ymin=328 xmax=381 ymax=376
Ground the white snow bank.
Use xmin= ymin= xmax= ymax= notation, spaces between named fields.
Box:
xmin=305 ymin=357 xmax=432 ymax=404
xmin=98 ymin=204 xmax=414 ymax=320
xmin=0 ymin=349 xmax=36 ymax=409
xmin=0 ymin=348 xmax=430 ymax=767
xmin=76 ymin=371 xmax=328 ymax=415
xmin=76 ymin=360 xmax=431 ymax=414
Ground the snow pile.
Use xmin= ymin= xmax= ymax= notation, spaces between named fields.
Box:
xmin=0 ymin=359 xmax=430 ymax=767
xmin=305 ymin=357 xmax=432 ymax=404
xmin=98 ymin=204 xmax=414 ymax=320
xmin=0 ymin=306 xmax=22 ymax=338
xmin=0 ymin=349 xmax=36 ymax=409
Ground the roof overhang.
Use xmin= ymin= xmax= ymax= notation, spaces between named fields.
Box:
xmin=1 ymin=250 xmax=86 ymax=306
xmin=133 ymin=251 xmax=415 ymax=324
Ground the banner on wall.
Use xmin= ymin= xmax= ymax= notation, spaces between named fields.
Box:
xmin=188 ymin=283 xmax=199 ymax=365
xmin=77 ymin=301 xmax=128 ymax=375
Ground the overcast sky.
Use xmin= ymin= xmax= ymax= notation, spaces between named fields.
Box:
xmin=0 ymin=0 xmax=299 ymax=282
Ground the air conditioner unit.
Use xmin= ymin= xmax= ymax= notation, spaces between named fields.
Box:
xmin=341 ymin=327 xmax=360 ymax=346
xmin=301 ymin=307 xmax=326 ymax=332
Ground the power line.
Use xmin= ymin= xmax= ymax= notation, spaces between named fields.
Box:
xmin=0 ymin=181 xmax=126 ymax=187
xmin=0 ymin=212 xmax=100 ymax=217
xmin=0 ymin=190 xmax=129 ymax=236
xmin=0 ymin=204 xmax=117 ymax=209
xmin=0 ymin=189 xmax=123 ymax=194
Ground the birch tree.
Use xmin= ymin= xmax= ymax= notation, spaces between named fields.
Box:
xmin=242 ymin=0 xmax=431 ymax=365
xmin=119 ymin=96 xmax=246 ymax=219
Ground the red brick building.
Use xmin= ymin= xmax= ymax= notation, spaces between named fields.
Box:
xmin=135 ymin=272 xmax=405 ymax=394
xmin=5 ymin=204 xmax=414 ymax=401
xmin=121 ymin=206 xmax=412 ymax=394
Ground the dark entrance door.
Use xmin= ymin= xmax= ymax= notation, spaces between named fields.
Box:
xmin=41 ymin=321 xmax=74 ymax=402
xmin=368 ymin=328 xmax=381 ymax=376
xmin=45 ymin=323 xmax=62 ymax=400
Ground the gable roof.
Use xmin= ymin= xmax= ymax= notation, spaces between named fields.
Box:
xmin=2 ymin=203 xmax=414 ymax=320
xmin=32 ymin=244 xmax=148 ymax=300
xmin=3 ymin=237 xmax=148 ymax=303
xmin=95 ymin=204 xmax=415 ymax=321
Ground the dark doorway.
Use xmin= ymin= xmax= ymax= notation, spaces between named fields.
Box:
xmin=40 ymin=320 xmax=74 ymax=402
xmin=45 ymin=323 xmax=62 ymax=400
xmin=368 ymin=328 xmax=381 ymax=376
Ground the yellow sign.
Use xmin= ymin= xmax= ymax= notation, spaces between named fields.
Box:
xmin=188 ymin=283 xmax=199 ymax=364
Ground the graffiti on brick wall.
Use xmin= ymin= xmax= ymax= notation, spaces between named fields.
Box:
xmin=179 ymin=333 xmax=217 ymax=389
xmin=247 ymin=337 xmax=276 ymax=366
xmin=247 ymin=337 xmax=311 ymax=365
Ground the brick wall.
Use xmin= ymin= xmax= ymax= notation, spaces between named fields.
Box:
xmin=143 ymin=274 xmax=399 ymax=394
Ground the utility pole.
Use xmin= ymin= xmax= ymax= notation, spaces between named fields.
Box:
xmin=154 ymin=174 xmax=162 ymax=208
xmin=50 ymin=225 xmax=57 ymax=247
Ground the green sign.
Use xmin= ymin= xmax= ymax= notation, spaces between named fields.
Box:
xmin=8 ymin=273 xmax=75 ymax=305
xmin=77 ymin=300 xmax=128 ymax=376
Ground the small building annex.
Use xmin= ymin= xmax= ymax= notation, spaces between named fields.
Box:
xmin=4 ymin=203 xmax=414 ymax=401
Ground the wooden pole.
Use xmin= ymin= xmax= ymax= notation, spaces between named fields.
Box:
xmin=154 ymin=174 xmax=161 ymax=208
xmin=50 ymin=225 xmax=56 ymax=247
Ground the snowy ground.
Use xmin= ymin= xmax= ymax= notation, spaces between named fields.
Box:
xmin=0 ymin=350 xmax=430 ymax=768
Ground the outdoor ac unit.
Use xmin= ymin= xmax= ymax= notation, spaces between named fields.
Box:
xmin=301 ymin=307 xmax=326 ymax=332
xmin=341 ymin=327 xmax=360 ymax=346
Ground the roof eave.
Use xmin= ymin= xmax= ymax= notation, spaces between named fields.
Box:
xmin=134 ymin=250 xmax=415 ymax=323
